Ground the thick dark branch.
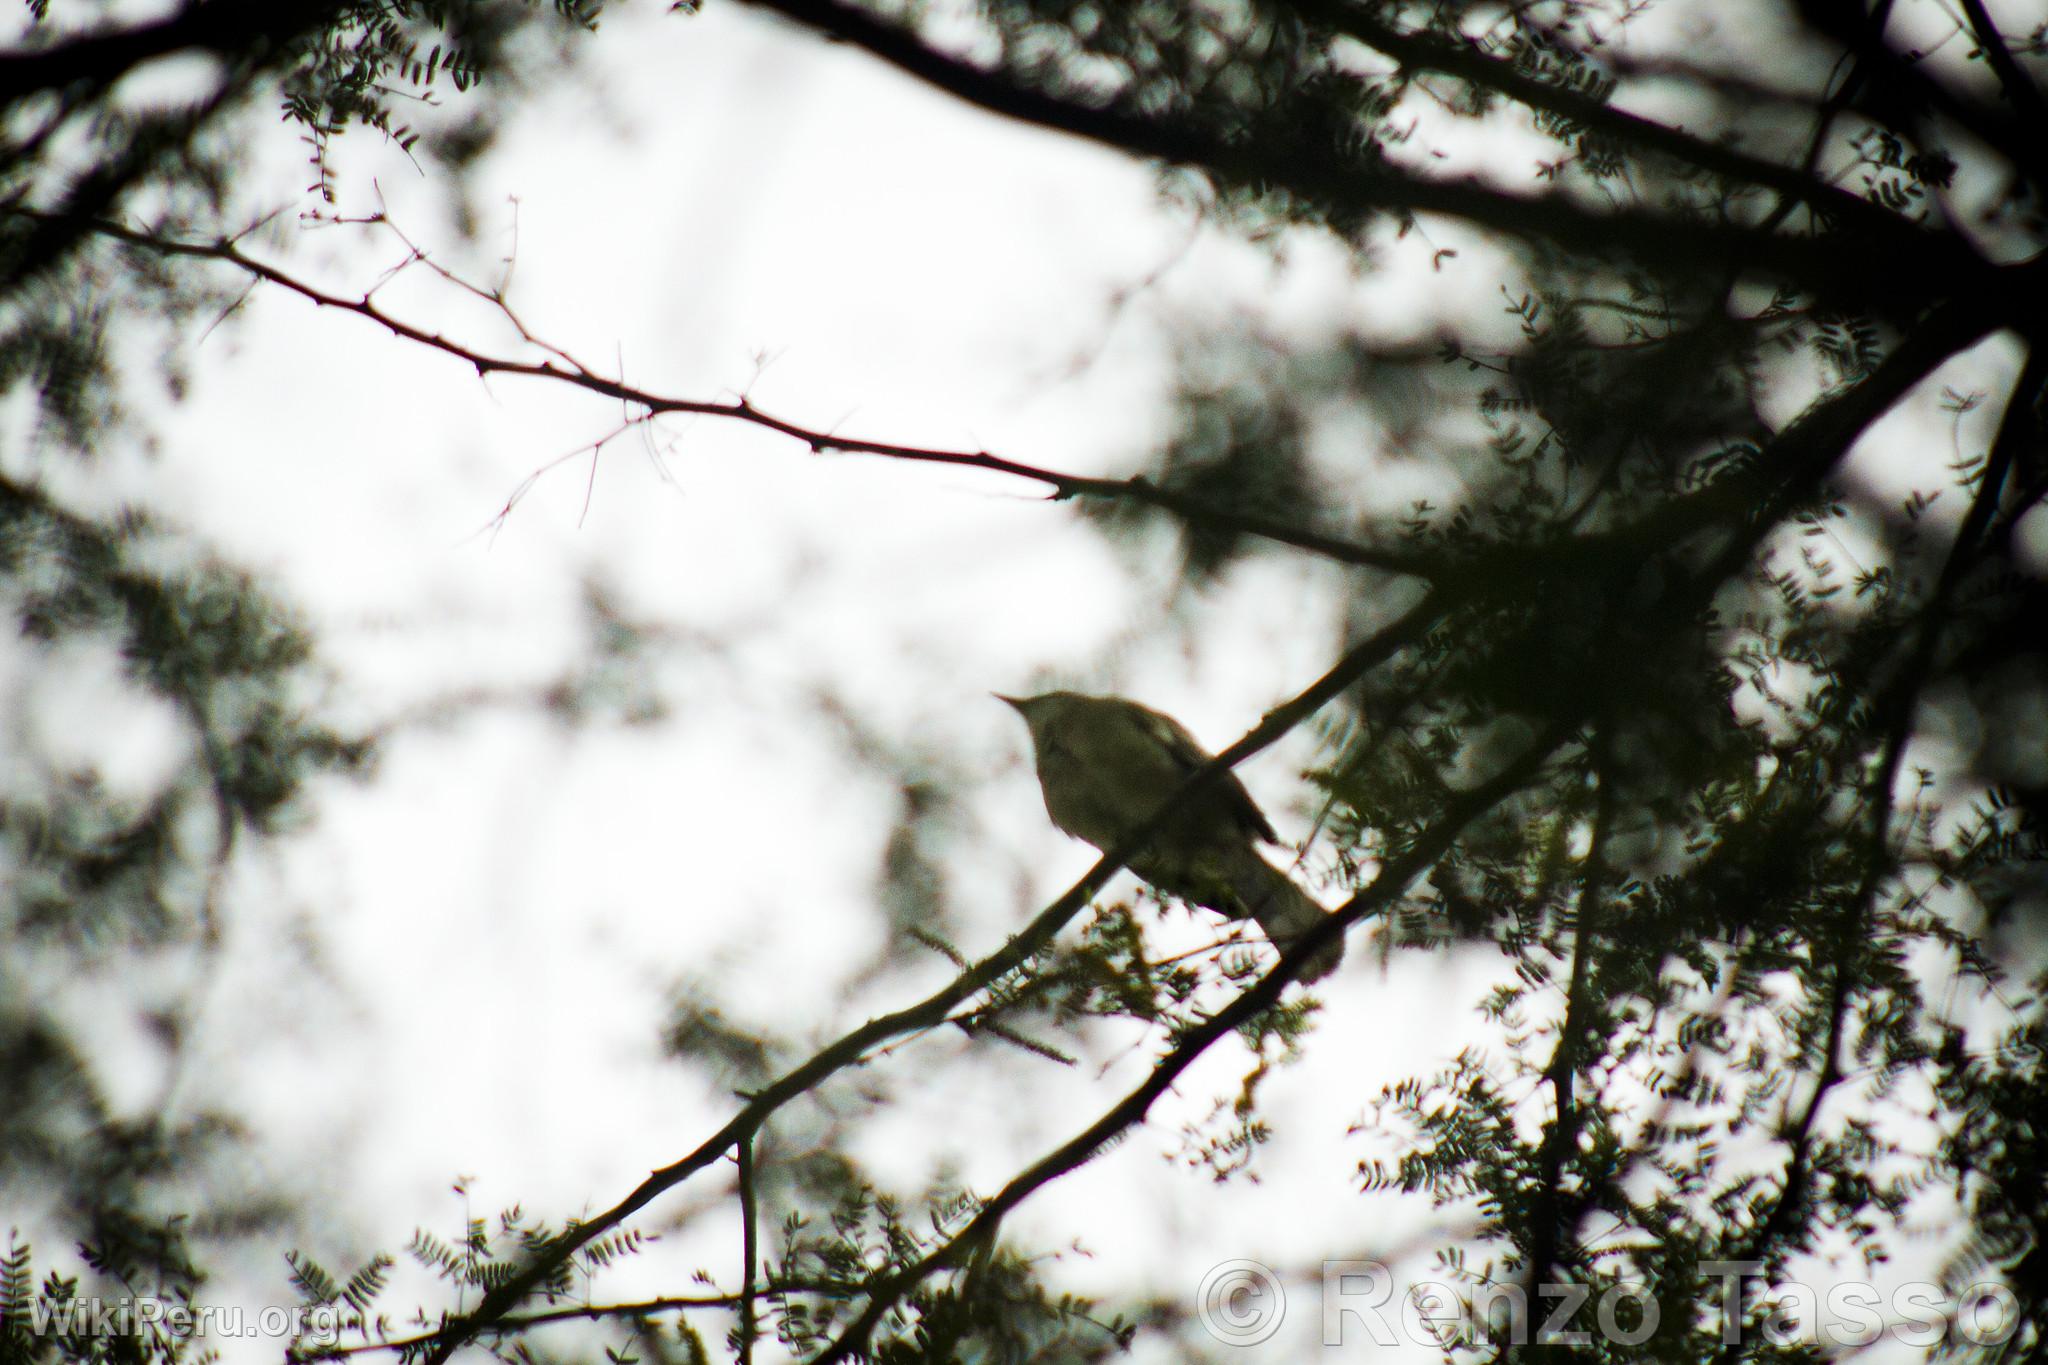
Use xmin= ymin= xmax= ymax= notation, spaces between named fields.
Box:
xmin=739 ymin=0 xmax=1993 ymax=313
xmin=736 ymin=1137 xmax=759 ymax=1365
xmin=1615 ymin=278 xmax=2023 ymax=583
xmin=1932 ymin=346 xmax=2041 ymax=601
xmin=1306 ymin=0 xmax=1910 ymax=243
xmin=0 ymin=0 xmax=336 ymax=106
xmin=1954 ymin=0 xmax=2048 ymax=179
xmin=1791 ymin=0 xmax=2048 ymax=192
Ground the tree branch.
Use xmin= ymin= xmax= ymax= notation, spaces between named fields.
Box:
xmin=1304 ymin=0 xmax=1912 ymax=244
xmin=30 ymin=210 xmax=1440 ymax=578
xmin=1515 ymin=737 xmax=1616 ymax=1303
xmin=325 ymin=1281 xmax=867 ymax=1356
xmin=738 ymin=0 xmax=1993 ymax=313
xmin=0 ymin=0 xmax=337 ymax=106
xmin=415 ymin=590 xmax=1450 ymax=1364
xmin=55 ymin=210 xmax=2039 ymax=606
xmin=1954 ymin=0 xmax=2048 ymax=175
xmin=1789 ymin=0 xmax=2048 ymax=192
xmin=806 ymin=718 xmax=1582 ymax=1365
xmin=736 ymin=1136 xmax=759 ymax=1365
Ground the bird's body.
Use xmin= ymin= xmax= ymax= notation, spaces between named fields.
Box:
xmin=1000 ymin=691 xmax=1341 ymax=981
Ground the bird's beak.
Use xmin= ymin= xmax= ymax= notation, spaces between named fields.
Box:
xmin=993 ymin=693 xmax=1024 ymax=711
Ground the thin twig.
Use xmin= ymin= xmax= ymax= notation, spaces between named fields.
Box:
xmin=40 ymin=209 xmax=1440 ymax=577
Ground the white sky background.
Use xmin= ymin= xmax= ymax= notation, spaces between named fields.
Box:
xmin=10 ymin=0 xmax=2042 ymax=1361
xmin=111 ymin=7 xmax=1499 ymax=1359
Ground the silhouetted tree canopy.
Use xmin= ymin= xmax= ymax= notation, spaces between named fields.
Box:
xmin=2 ymin=0 xmax=2044 ymax=1363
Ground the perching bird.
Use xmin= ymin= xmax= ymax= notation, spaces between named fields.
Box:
xmin=999 ymin=691 xmax=1341 ymax=981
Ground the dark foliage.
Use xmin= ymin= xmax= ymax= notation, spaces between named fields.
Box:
xmin=4 ymin=0 xmax=2046 ymax=1363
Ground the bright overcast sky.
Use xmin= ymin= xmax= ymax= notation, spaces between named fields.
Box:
xmin=70 ymin=6 xmax=1478 ymax=1359
xmin=15 ymin=1 xmax=2035 ymax=1361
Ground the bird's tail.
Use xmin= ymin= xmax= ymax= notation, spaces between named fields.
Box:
xmin=1227 ymin=852 xmax=1343 ymax=982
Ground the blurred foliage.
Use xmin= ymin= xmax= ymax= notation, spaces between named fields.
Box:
xmin=1 ymin=3 xmax=607 ymax=1362
xmin=2 ymin=2 xmax=611 ymax=462
xmin=768 ymin=1186 xmax=1132 ymax=1364
xmin=0 ymin=472 xmax=367 ymax=1365
xmin=5 ymin=0 xmax=2048 ymax=1363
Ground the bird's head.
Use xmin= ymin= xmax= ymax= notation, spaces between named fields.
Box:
xmin=994 ymin=691 xmax=1071 ymax=745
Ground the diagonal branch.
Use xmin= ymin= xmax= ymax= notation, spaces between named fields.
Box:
xmin=806 ymin=719 xmax=1582 ymax=1365
xmin=416 ymin=589 xmax=1451 ymax=1364
xmin=36 ymin=210 xmax=1438 ymax=578
xmin=0 ymin=0 xmax=338 ymax=105
xmin=1303 ymin=0 xmax=1913 ymax=243
xmin=1954 ymin=0 xmax=2048 ymax=170
xmin=738 ymin=0 xmax=1993 ymax=313
xmin=55 ymin=210 xmax=2036 ymax=599
xmin=1792 ymin=0 xmax=2048 ymax=192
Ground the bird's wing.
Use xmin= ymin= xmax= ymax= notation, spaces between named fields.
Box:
xmin=1135 ymin=702 xmax=1281 ymax=846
